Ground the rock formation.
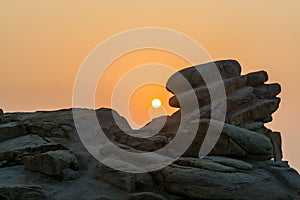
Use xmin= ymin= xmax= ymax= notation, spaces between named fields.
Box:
xmin=0 ymin=60 xmax=299 ymax=199
xmin=165 ymin=60 xmax=282 ymax=161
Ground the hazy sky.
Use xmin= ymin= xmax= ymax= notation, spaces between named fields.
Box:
xmin=1 ymin=1 xmax=299 ymax=170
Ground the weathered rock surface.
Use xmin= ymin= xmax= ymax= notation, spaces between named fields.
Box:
xmin=151 ymin=162 xmax=299 ymax=200
xmin=254 ymin=83 xmax=281 ymax=99
xmin=0 ymin=134 xmax=64 ymax=166
xmin=92 ymin=163 xmax=137 ymax=192
xmin=23 ymin=150 xmax=79 ymax=177
xmin=167 ymin=60 xmax=284 ymax=161
xmin=166 ymin=59 xmax=242 ymax=94
xmin=182 ymin=119 xmax=274 ymax=160
xmin=0 ymin=122 xmax=26 ymax=142
xmin=0 ymin=109 xmax=4 ymax=123
xmin=169 ymin=75 xmax=247 ymax=108
xmin=0 ymin=185 xmax=45 ymax=200
xmin=0 ymin=60 xmax=299 ymax=199
xmin=244 ymin=70 xmax=269 ymax=87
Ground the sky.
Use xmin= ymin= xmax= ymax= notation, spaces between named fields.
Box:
xmin=1 ymin=1 xmax=299 ymax=170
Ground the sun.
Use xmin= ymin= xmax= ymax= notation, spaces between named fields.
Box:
xmin=151 ymin=98 xmax=162 ymax=109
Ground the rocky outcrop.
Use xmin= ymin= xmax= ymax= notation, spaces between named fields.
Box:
xmin=0 ymin=134 xmax=64 ymax=167
xmin=92 ymin=163 xmax=137 ymax=192
xmin=183 ymin=120 xmax=274 ymax=160
xmin=0 ymin=60 xmax=299 ymax=199
xmin=151 ymin=161 xmax=298 ymax=199
xmin=166 ymin=60 xmax=283 ymax=161
xmin=0 ymin=122 xmax=26 ymax=142
xmin=23 ymin=150 xmax=79 ymax=178
xmin=167 ymin=61 xmax=280 ymax=126
xmin=166 ymin=60 xmax=242 ymax=94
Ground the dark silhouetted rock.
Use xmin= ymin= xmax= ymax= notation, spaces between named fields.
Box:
xmin=23 ymin=150 xmax=79 ymax=177
xmin=0 ymin=122 xmax=26 ymax=142
xmin=254 ymin=83 xmax=281 ymax=99
xmin=227 ymin=98 xmax=280 ymax=125
xmin=183 ymin=120 xmax=273 ymax=160
xmin=169 ymin=76 xmax=247 ymax=108
xmin=265 ymin=131 xmax=283 ymax=161
xmin=245 ymin=70 xmax=268 ymax=87
xmin=92 ymin=163 xmax=137 ymax=192
xmin=0 ymin=109 xmax=3 ymax=123
xmin=0 ymin=185 xmax=45 ymax=200
xmin=151 ymin=162 xmax=300 ymax=199
xmin=167 ymin=60 xmax=242 ymax=94
xmin=0 ymin=134 xmax=64 ymax=166
xmin=0 ymin=60 xmax=298 ymax=199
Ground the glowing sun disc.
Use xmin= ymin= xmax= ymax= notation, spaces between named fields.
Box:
xmin=152 ymin=98 xmax=162 ymax=108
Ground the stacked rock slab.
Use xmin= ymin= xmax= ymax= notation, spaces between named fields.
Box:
xmin=166 ymin=60 xmax=282 ymax=161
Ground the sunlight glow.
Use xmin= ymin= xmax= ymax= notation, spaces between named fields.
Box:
xmin=151 ymin=98 xmax=162 ymax=109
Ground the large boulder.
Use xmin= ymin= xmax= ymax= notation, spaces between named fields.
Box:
xmin=254 ymin=83 xmax=281 ymax=99
xmin=244 ymin=70 xmax=268 ymax=87
xmin=167 ymin=61 xmax=281 ymax=128
xmin=151 ymin=161 xmax=300 ymax=200
xmin=166 ymin=60 xmax=242 ymax=94
xmin=0 ymin=122 xmax=26 ymax=142
xmin=22 ymin=150 xmax=79 ymax=177
xmin=226 ymin=98 xmax=280 ymax=125
xmin=164 ymin=60 xmax=283 ymax=163
xmin=169 ymin=76 xmax=247 ymax=108
xmin=0 ymin=134 xmax=63 ymax=166
xmin=25 ymin=122 xmax=68 ymax=138
xmin=183 ymin=120 xmax=273 ymax=160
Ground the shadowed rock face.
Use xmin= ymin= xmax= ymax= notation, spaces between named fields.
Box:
xmin=165 ymin=60 xmax=283 ymax=161
xmin=0 ymin=109 xmax=4 ymax=123
xmin=167 ymin=61 xmax=280 ymax=126
xmin=0 ymin=60 xmax=299 ymax=200
xmin=166 ymin=59 xmax=242 ymax=94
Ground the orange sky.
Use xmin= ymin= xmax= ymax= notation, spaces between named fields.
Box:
xmin=1 ymin=1 xmax=299 ymax=170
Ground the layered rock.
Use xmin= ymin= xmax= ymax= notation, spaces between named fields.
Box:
xmin=151 ymin=160 xmax=299 ymax=199
xmin=0 ymin=60 xmax=299 ymax=199
xmin=183 ymin=119 xmax=274 ymax=160
xmin=166 ymin=60 xmax=283 ymax=161
xmin=22 ymin=150 xmax=79 ymax=178
xmin=167 ymin=61 xmax=280 ymax=125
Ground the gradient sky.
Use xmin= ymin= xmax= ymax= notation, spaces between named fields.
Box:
xmin=1 ymin=1 xmax=299 ymax=170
